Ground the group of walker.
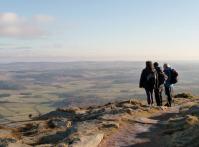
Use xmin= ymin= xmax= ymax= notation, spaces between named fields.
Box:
xmin=139 ymin=61 xmax=178 ymax=107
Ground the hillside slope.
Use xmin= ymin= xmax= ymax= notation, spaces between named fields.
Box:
xmin=0 ymin=95 xmax=199 ymax=147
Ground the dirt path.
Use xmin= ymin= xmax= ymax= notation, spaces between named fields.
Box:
xmin=99 ymin=106 xmax=179 ymax=147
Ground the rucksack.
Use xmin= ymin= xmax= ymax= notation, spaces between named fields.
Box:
xmin=158 ymin=71 xmax=166 ymax=85
xmin=170 ymin=69 xmax=178 ymax=84
xmin=146 ymin=72 xmax=156 ymax=86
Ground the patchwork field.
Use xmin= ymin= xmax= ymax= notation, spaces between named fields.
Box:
xmin=0 ymin=61 xmax=198 ymax=123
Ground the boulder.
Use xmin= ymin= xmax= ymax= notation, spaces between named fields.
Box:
xmin=47 ymin=118 xmax=71 ymax=128
xmin=70 ymin=133 xmax=104 ymax=147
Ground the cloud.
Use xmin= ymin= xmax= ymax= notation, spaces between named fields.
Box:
xmin=0 ymin=12 xmax=51 ymax=39
xmin=0 ymin=13 xmax=20 ymax=24
xmin=33 ymin=14 xmax=55 ymax=23
xmin=0 ymin=45 xmax=32 ymax=50
xmin=0 ymin=24 xmax=45 ymax=38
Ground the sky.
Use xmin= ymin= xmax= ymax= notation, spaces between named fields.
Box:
xmin=0 ymin=0 xmax=199 ymax=62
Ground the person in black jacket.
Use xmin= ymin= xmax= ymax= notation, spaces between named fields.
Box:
xmin=154 ymin=62 xmax=165 ymax=106
xmin=139 ymin=61 xmax=156 ymax=106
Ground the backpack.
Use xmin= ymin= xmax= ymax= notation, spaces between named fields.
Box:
xmin=170 ymin=69 xmax=178 ymax=84
xmin=158 ymin=71 xmax=166 ymax=85
xmin=146 ymin=72 xmax=156 ymax=86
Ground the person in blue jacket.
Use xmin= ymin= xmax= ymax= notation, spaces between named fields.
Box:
xmin=163 ymin=63 xmax=173 ymax=107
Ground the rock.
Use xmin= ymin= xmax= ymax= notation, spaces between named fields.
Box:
xmin=122 ymin=103 xmax=139 ymax=110
xmin=129 ymin=100 xmax=143 ymax=105
xmin=37 ymin=126 xmax=76 ymax=145
xmin=56 ymin=143 xmax=68 ymax=147
xmin=59 ymin=107 xmax=87 ymax=116
xmin=133 ymin=117 xmax=167 ymax=125
xmin=120 ymin=103 xmax=132 ymax=108
xmin=35 ymin=144 xmax=53 ymax=147
xmin=99 ymin=114 xmax=122 ymax=121
xmin=70 ymin=133 xmax=104 ymax=147
xmin=8 ymin=142 xmax=32 ymax=147
xmin=102 ymin=121 xmax=120 ymax=129
xmin=58 ymin=107 xmax=81 ymax=114
xmin=47 ymin=118 xmax=72 ymax=128
xmin=19 ymin=123 xmax=39 ymax=136
xmin=174 ymin=93 xmax=194 ymax=98
xmin=28 ymin=114 xmax=33 ymax=119
xmin=0 ymin=129 xmax=13 ymax=136
xmin=160 ymin=106 xmax=169 ymax=111
xmin=77 ymin=112 xmax=104 ymax=121
xmin=168 ymin=125 xmax=199 ymax=147
xmin=125 ymin=108 xmax=134 ymax=115
xmin=185 ymin=115 xmax=199 ymax=125
xmin=75 ymin=110 xmax=87 ymax=115
xmin=0 ymin=138 xmax=17 ymax=147
xmin=186 ymin=105 xmax=199 ymax=116
xmin=116 ymin=100 xmax=130 ymax=107
xmin=38 ymin=111 xmax=74 ymax=120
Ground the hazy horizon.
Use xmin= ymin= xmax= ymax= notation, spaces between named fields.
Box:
xmin=0 ymin=59 xmax=199 ymax=64
xmin=1 ymin=0 xmax=199 ymax=61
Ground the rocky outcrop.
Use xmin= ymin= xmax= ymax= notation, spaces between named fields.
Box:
xmin=164 ymin=99 xmax=199 ymax=147
xmin=0 ymin=99 xmax=147 ymax=147
xmin=1 ymin=97 xmax=199 ymax=147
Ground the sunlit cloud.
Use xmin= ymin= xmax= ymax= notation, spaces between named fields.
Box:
xmin=0 ymin=12 xmax=54 ymax=39
xmin=33 ymin=14 xmax=55 ymax=23
xmin=0 ymin=12 xmax=20 ymax=24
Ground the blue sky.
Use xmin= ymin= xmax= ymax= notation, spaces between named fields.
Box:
xmin=0 ymin=0 xmax=199 ymax=62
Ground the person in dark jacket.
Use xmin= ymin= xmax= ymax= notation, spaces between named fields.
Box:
xmin=154 ymin=62 xmax=165 ymax=106
xmin=163 ymin=63 xmax=173 ymax=107
xmin=139 ymin=61 xmax=156 ymax=106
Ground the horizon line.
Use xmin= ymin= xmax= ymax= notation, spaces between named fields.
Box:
xmin=0 ymin=59 xmax=199 ymax=64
